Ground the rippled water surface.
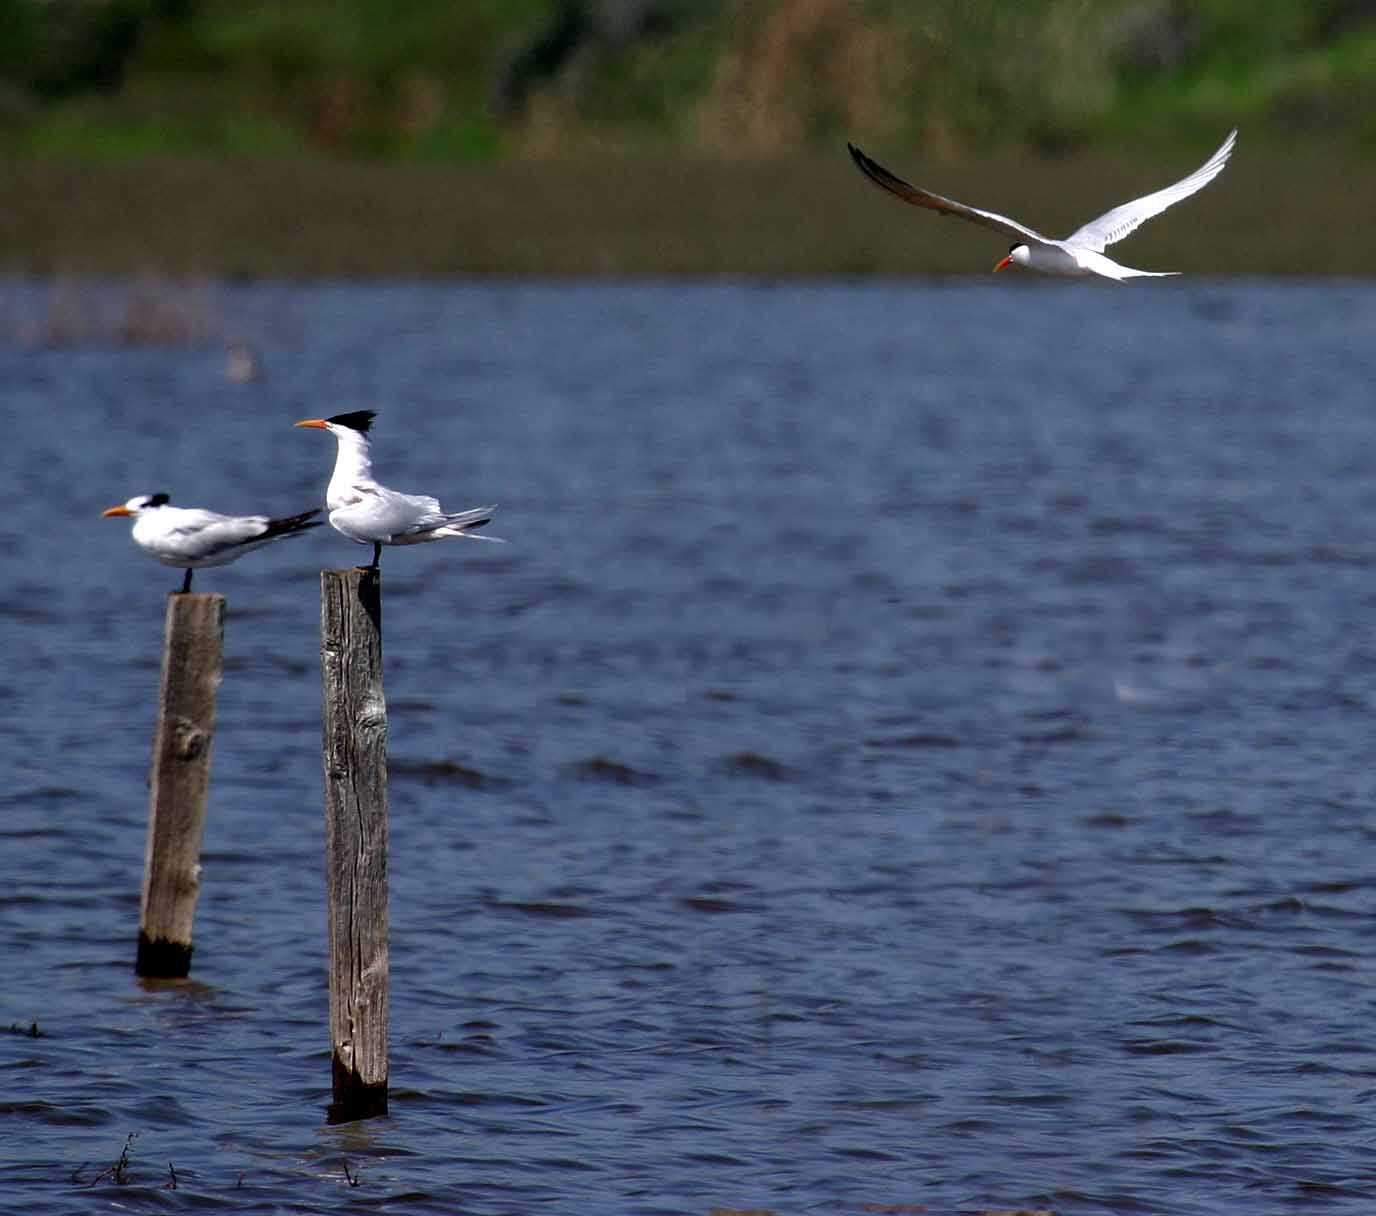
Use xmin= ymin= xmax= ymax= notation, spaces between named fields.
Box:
xmin=3 ymin=278 xmax=1376 ymax=1215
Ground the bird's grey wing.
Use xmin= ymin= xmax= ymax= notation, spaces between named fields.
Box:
xmin=172 ymin=508 xmax=265 ymax=541
xmin=162 ymin=508 xmax=233 ymax=535
xmin=847 ymin=143 xmax=1056 ymax=247
xmin=202 ymin=516 xmax=271 ymax=545
xmin=163 ymin=510 xmax=268 ymax=557
xmin=1065 ymin=129 xmax=1236 ymax=252
xmin=343 ymin=487 xmax=442 ymax=537
xmin=393 ymin=490 xmax=452 ymax=533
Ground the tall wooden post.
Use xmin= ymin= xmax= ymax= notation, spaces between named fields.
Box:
xmin=136 ymin=593 xmax=224 ymax=979
xmin=319 ymin=568 xmax=389 ymax=1123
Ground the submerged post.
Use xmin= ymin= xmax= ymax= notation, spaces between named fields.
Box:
xmin=319 ymin=568 xmax=389 ymax=1123
xmin=136 ymin=593 xmax=224 ymax=979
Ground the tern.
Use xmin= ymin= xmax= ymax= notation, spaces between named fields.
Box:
xmin=847 ymin=129 xmax=1236 ymax=280
xmin=294 ymin=410 xmax=499 ymax=570
xmin=102 ymin=494 xmax=323 ymax=593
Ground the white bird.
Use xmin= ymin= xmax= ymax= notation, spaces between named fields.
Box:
xmin=102 ymin=494 xmax=323 ymax=593
xmin=294 ymin=410 xmax=500 ymax=569
xmin=847 ymin=129 xmax=1237 ymax=280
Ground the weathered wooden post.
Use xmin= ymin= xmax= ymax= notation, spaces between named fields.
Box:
xmin=319 ymin=568 xmax=389 ymax=1123
xmin=136 ymin=593 xmax=224 ymax=979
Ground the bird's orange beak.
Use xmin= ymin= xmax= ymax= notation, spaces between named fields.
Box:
xmin=993 ymin=255 xmax=1013 ymax=273
xmin=102 ymin=504 xmax=132 ymax=517
xmin=294 ymin=418 xmax=328 ymax=429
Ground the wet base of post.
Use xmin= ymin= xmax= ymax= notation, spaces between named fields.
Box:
xmin=327 ymin=1054 xmax=389 ymax=1125
xmin=135 ymin=933 xmax=193 ymax=979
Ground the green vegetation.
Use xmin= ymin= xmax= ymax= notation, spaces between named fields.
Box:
xmin=1 ymin=0 xmax=1373 ymax=163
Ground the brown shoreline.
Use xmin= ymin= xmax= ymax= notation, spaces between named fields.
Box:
xmin=0 ymin=148 xmax=1369 ymax=278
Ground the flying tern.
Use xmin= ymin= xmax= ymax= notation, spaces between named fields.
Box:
xmin=294 ymin=410 xmax=500 ymax=569
xmin=102 ymin=494 xmax=323 ymax=593
xmin=847 ymin=129 xmax=1237 ymax=280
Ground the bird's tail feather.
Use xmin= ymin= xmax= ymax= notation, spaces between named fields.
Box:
xmin=1105 ymin=265 xmax=1181 ymax=280
xmin=438 ymin=530 xmax=505 ymax=542
xmin=440 ymin=504 xmax=496 ymax=528
xmin=434 ymin=504 xmax=502 ymax=542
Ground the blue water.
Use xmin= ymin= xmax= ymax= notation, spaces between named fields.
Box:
xmin=2 ymin=278 xmax=1376 ymax=1214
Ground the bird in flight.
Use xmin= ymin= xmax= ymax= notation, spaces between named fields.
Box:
xmin=102 ymin=494 xmax=322 ymax=593
xmin=847 ymin=129 xmax=1237 ymax=280
xmin=294 ymin=410 xmax=500 ymax=570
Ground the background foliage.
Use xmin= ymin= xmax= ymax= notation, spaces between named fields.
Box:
xmin=1 ymin=0 xmax=1373 ymax=162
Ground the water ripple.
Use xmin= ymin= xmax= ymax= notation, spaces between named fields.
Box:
xmin=4 ymin=280 xmax=1376 ymax=1215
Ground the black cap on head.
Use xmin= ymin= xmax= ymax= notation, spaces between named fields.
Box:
xmin=326 ymin=410 xmax=376 ymax=434
xmin=148 ymin=493 xmax=171 ymax=507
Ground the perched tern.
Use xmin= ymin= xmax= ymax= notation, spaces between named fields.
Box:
xmin=847 ymin=129 xmax=1237 ymax=280
xmin=294 ymin=410 xmax=499 ymax=570
xmin=102 ymin=494 xmax=323 ymax=593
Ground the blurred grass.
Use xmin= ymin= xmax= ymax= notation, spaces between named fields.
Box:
xmin=2 ymin=141 xmax=1371 ymax=277
xmin=3 ymin=0 xmax=1375 ymax=161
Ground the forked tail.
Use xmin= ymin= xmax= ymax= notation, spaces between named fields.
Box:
xmin=435 ymin=504 xmax=502 ymax=542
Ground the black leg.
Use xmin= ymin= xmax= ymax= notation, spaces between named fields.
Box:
xmin=371 ymin=542 xmax=381 ymax=570
xmin=180 ymin=569 xmax=193 ymax=594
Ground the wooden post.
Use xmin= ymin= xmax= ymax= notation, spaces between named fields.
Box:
xmin=136 ymin=593 xmax=224 ymax=979
xmin=319 ymin=568 xmax=389 ymax=1123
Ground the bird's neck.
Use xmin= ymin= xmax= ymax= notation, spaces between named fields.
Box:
xmin=328 ymin=430 xmax=375 ymax=501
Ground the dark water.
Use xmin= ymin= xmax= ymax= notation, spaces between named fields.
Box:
xmin=3 ymin=278 xmax=1376 ymax=1215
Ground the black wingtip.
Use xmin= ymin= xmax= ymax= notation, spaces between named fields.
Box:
xmin=846 ymin=141 xmax=888 ymax=186
xmin=261 ymin=507 xmax=326 ymax=539
xmin=326 ymin=409 xmax=376 ymax=434
xmin=845 ymin=141 xmax=920 ymax=199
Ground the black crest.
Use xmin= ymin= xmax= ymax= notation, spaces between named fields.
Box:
xmin=148 ymin=493 xmax=171 ymax=507
xmin=326 ymin=410 xmax=376 ymax=434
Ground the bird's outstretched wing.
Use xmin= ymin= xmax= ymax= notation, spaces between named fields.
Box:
xmin=847 ymin=143 xmax=1055 ymax=248
xmin=1066 ymin=129 xmax=1236 ymax=252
